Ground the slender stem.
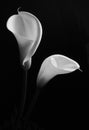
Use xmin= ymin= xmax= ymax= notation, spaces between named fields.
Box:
xmin=23 ymin=88 xmax=40 ymax=123
xmin=20 ymin=70 xmax=28 ymax=118
xmin=16 ymin=70 xmax=28 ymax=128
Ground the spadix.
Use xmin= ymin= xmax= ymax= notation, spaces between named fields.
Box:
xmin=37 ymin=54 xmax=82 ymax=86
xmin=6 ymin=11 xmax=42 ymax=69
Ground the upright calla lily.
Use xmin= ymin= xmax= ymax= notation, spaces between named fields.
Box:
xmin=6 ymin=10 xmax=43 ymax=69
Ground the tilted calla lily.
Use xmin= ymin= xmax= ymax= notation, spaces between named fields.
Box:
xmin=37 ymin=54 xmax=82 ymax=86
xmin=6 ymin=10 xmax=43 ymax=69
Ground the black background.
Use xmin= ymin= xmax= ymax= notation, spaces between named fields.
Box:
xmin=0 ymin=0 xmax=88 ymax=129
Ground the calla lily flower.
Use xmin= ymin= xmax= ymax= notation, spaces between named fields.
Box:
xmin=37 ymin=54 xmax=82 ymax=86
xmin=6 ymin=11 xmax=42 ymax=69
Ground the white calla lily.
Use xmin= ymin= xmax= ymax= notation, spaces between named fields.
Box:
xmin=6 ymin=11 xmax=42 ymax=69
xmin=37 ymin=54 xmax=82 ymax=86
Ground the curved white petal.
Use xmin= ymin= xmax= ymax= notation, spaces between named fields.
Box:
xmin=6 ymin=11 xmax=43 ymax=69
xmin=37 ymin=54 xmax=81 ymax=87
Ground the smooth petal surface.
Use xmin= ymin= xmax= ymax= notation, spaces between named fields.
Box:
xmin=6 ymin=11 xmax=42 ymax=69
xmin=37 ymin=54 xmax=81 ymax=87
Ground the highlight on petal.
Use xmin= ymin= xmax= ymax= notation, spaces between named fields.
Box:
xmin=37 ymin=54 xmax=82 ymax=87
xmin=6 ymin=10 xmax=43 ymax=69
